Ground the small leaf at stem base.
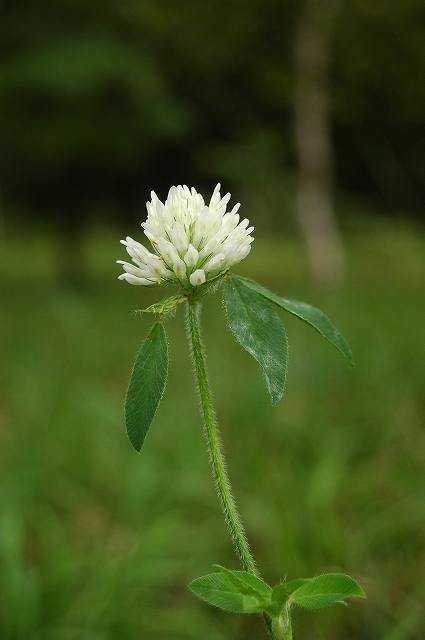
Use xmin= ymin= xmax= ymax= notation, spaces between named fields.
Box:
xmin=289 ymin=573 xmax=366 ymax=610
xmin=189 ymin=572 xmax=268 ymax=614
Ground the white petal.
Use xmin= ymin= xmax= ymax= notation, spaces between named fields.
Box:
xmin=203 ymin=253 xmax=225 ymax=273
xmin=157 ymin=238 xmax=180 ymax=266
xmin=198 ymin=236 xmax=219 ymax=259
xmin=184 ymin=244 xmax=199 ymax=269
xmin=173 ymin=255 xmax=187 ymax=281
xmin=117 ymin=182 xmax=253 ymax=288
xmin=171 ymin=221 xmax=189 ymax=255
xmin=209 ymin=183 xmax=221 ymax=207
xmin=118 ymin=273 xmax=154 ymax=285
xmin=189 ymin=269 xmax=206 ymax=286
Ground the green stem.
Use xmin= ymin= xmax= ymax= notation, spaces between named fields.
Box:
xmin=187 ymin=299 xmax=290 ymax=639
xmin=286 ymin=613 xmax=293 ymax=640
xmin=272 ymin=608 xmax=293 ymax=640
xmin=186 ymin=300 xmax=257 ymax=575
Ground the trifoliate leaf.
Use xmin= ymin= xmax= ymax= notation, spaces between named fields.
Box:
xmin=189 ymin=572 xmax=267 ymax=614
xmin=223 ymin=277 xmax=288 ymax=404
xmin=125 ymin=322 xmax=168 ymax=451
xmin=289 ymin=573 xmax=366 ymax=610
xmin=233 ymin=276 xmax=353 ymax=364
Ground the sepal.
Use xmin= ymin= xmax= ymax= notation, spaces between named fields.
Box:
xmin=139 ymin=294 xmax=185 ymax=320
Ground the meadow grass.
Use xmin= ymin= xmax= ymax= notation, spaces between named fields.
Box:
xmin=0 ymin=220 xmax=424 ymax=639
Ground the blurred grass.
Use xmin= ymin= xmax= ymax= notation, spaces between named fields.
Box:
xmin=0 ymin=219 xmax=424 ymax=639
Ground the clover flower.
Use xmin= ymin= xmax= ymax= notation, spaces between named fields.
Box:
xmin=118 ymin=184 xmax=360 ymax=638
xmin=118 ymin=184 xmax=254 ymax=287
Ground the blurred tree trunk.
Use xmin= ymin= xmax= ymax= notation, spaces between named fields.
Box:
xmin=294 ymin=0 xmax=346 ymax=286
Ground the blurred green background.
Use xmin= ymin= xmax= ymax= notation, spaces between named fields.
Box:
xmin=0 ymin=1 xmax=424 ymax=639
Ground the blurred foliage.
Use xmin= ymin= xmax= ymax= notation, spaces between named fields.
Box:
xmin=0 ymin=2 xmax=424 ymax=636
xmin=0 ymin=220 xmax=424 ymax=638
xmin=0 ymin=0 xmax=424 ymax=223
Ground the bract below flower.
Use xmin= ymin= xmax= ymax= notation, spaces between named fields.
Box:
xmin=117 ymin=184 xmax=254 ymax=287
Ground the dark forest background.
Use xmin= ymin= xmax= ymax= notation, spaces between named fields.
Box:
xmin=1 ymin=0 xmax=424 ymax=232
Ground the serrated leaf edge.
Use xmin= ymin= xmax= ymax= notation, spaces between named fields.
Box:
xmin=232 ymin=274 xmax=353 ymax=365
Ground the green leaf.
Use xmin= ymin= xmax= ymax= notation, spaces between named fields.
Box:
xmin=125 ymin=322 xmax=168 ymax=451
xmin=272 ymin=579 xmax=311 ymax=608
xmin=234 ymin=276 xmax=353 ymax=365
xmin=213 ymin=565 xmax=271 ymax=600
xmin=223 ymin=277 xmax=288 ymax=404
xmin=290 ymin=573 xmax=366 ymax=610
xmin=189 ymin=572 xmax=266 ymax=614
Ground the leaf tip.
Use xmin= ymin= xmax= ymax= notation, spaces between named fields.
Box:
xmin=126 ymin=429 xmax=143 ymax=452
xmin=187 ymin=578 xmax=197 ymax=593
xmin=346 ymin=348 xmax=355 ymax=367
xmin=356 ymin=585 xmax=367 ymax=599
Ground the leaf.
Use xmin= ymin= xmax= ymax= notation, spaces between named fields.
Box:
xmin=272 ymin=579 xmax=311 ymax=608
xmin=189 ymin=572 xmax=266 ymax=614
xmin=289 ymin=573 xmax=366 ymax=610
xmin=234 ymin=276 xmax=353 ymax=365
xmin=125 ymin=322 xmax=168 ymax=451
xmin=223 ymin=277 xmax=288 ymax=404
xmin=213 ymin=565 xmax=271 ymax=600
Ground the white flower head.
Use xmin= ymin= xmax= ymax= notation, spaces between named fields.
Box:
xmin=118 ymin=184 xmax=254 ymax=288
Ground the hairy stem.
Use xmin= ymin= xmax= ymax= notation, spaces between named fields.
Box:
xmin=186 ymin=300 xmax=257 ymax=574
xmin=272 ymin=607 xmax=293 ymax=640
